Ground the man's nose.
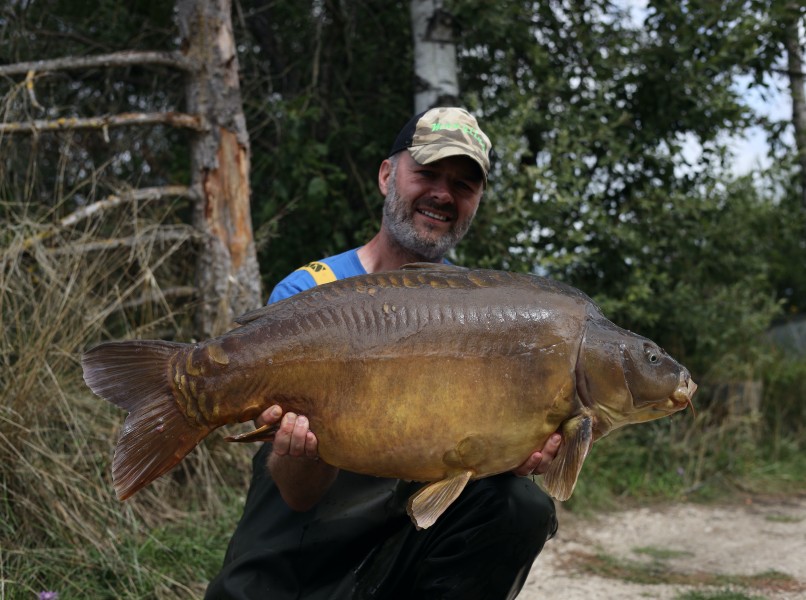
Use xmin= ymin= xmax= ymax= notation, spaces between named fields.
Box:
xmin=428 ymin=176 xmax=453 ymax=202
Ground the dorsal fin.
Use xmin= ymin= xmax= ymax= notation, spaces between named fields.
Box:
xmin=400 ymin=262 xmax=465 ymax=271
xmin=234 ymin=305 xmax=273 ymax=325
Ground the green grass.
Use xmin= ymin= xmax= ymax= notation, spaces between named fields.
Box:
xmin=4 ymin=510 xmax=242 ymax=599
xmin=1 ymin=458 xmax=249 ymax=600
xmin=675 ymin=590 xmax=765 ymax=600
xmin=764 ymin=513 xmax=803 ymax=523
xmin=632 ymin=546 xmax=694 ymax=560
xmin=571 ymin=550 xmax=800 ymax=591
xmin=556 ymin=408 xmax=806 ymax=515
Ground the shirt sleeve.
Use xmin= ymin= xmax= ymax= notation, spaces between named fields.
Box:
xmin=267 ymin=271 xmax=316 ymax=304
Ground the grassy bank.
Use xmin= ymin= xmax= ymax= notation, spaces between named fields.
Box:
xmin=0 ymin=196 xmax=253 ymax=599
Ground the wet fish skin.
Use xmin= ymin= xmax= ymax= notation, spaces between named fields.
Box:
xmin=81 ymin=264 xmax=696 ymax=529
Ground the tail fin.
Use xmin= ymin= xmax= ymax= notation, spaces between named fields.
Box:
xmin=82 ymin=340 xmax=210 ymax=500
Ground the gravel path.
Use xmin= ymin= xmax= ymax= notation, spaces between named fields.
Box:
xmin=519 ymin=494 xmax=806 ymax=599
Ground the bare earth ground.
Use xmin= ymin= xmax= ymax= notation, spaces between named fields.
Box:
xmin=519 ymin=494 xmax=806 ymax=600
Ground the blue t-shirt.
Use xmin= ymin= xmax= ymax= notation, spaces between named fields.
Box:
xmin=268 ymin=248 xmax=367 ymax=304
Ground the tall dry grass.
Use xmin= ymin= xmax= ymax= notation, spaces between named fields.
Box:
xmin=0 ymin=165 xmax=253 ymax=598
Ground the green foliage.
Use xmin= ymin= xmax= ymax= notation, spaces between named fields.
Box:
xmin=762 ymin=161 xmax=806 ymax=313
xmin=236 ymin=0 xmax=415 ymax=286
xmin=448 ymin=0 xmax=797 ymax=387
xmin=760 ymin=351 xmax=806 ymax=448
xmin=1 ymin=0 xmax=189 ymax=223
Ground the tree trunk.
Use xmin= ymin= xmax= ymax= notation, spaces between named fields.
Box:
xmin=783 ymin=5 xmax=806 ymax=210
xmin=410 ymin=0 xmax=460 ymax=113
xmin=176 ymin=0 xmax=262 ymax=338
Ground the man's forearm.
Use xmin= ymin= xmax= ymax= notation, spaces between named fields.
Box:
xmin=268 ymin=451 xmax=339 ymax=512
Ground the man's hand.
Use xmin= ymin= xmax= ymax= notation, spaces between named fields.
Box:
xmin=271 ymin=411 xmax=320 ymax=460
xmin=255 ymin=404 xmax=322 ymax=460
xmin=512 ymin=433 xmax=562 ymax=477
xmin=257 ymin=404 xmax=338 ymax=511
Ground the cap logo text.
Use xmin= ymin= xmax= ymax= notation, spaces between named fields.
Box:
xmin=430 ymin=122 xmax=487 ymax=153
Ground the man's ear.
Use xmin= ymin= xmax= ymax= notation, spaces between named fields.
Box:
xmin=378 ymin=159 xmax=392 ymax=196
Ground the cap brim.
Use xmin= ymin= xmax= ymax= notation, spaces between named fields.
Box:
xmin=409 ymin=145 xmax=488 ymax=185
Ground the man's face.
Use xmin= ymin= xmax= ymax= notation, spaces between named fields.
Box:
xmin=381 ymin=151 xmax=484 ymax=261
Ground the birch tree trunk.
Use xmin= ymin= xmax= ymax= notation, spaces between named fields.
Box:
xmin=410 ymin=0 xmax=460 ymax=113
xmin=176 ymin=0 xmax=262 ymax=338
xmin=783 ymin=7 xmax=806 ymax=210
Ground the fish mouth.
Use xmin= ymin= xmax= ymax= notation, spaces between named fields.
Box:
xmin=671 ymin=373 xmax=698 ymax=416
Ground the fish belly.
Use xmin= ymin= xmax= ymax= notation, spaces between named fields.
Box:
xmin=263 ymin=353 xmax=572 ymax=482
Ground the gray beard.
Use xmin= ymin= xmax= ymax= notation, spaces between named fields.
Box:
xmin=382 ymin=180 xmax=475 ymax=262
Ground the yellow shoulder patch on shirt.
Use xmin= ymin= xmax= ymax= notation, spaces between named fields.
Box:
xmin=296 ymin=261 xmax=337 ymax=286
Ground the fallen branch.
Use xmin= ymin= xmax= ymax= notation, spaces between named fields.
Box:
xmin=0 ymin=51 xmax=195 ymax=77
xmin=60 ymin=186 xmax=196 ymax=228
xmin=0 ymin=112 xmax=206 ymax=135
xmin=4 ymin=186 xmax=196 ymax=256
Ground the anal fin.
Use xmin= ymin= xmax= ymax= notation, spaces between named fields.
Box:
xmin=406 ymin=470 xmax=473 ymax=530
xmin=542 ymin=413 xmax=594 ymax=501
xmin=225 ymin=423 xmax=279 ymax=443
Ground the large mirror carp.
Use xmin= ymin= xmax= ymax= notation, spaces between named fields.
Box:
xmin=82 ymin=264 xmax=696 ymax=529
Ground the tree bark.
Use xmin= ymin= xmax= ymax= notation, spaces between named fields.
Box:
xmin=410 ymin=0 xmax=460 ymax=113
xmin=176 ymin=0 xmax=262 ymax=338
xmin=783 ymin=7 xmax=806 ymax=210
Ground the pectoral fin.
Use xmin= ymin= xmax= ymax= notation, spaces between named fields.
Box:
xmin=406 ymin=470 xmax=473 ymax=530
xmin=541 ymin=413 xmax=594 ymax=501
xmin=224 ymin=423 xmax=279 ymax=443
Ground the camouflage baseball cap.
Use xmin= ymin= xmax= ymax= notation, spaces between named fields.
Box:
xmin=389 ymin=107 xmax=492 ymax=184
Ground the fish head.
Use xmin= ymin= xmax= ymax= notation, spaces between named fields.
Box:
xmin=578 ymin=318 xmax=697 ymax=435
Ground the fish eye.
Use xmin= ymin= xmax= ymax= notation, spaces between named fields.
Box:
xmin=644 ymin=344 xmax=660 ymax=364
